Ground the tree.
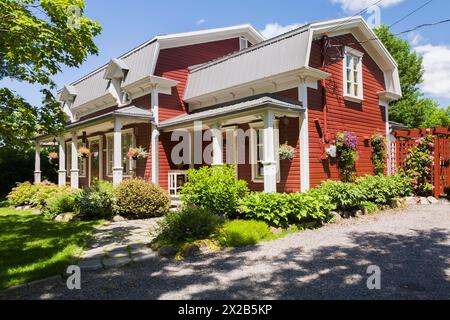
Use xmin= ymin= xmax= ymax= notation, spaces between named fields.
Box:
xmin=374 ymin=25 xmax=450 ymax=128
xmin=0 ymin=0 xmax=102 ymax=146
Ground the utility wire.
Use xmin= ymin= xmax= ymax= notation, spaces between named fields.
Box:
xmin=326 ymin=0 xmax=385 ymax=34
xmin=389 ymin=0 xmax=433 ymax=28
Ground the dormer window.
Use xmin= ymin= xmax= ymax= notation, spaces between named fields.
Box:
xmin=104 ymin=58 xmax=129 ymax=81
xmin=343 ymin=47 xmax=364 ymax=102
xmin=239 ymin=37 xmax=248 ymax=50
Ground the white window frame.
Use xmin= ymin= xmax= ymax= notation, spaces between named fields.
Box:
xmin=343 ymin=46 xmax=364 ymax=102
xmin=66 ymin=140 xmax=87 ymax=178
xmin=239 ymin=37 xmax=248 ymax=50
xmin=249 ymin=121 xmax=280 ymax=183
xmin=105 ymin=128 xmax=136 ymax=178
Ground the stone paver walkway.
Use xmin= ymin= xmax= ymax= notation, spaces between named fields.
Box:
xmin=79 ymin=218 xmax=162 ymax=271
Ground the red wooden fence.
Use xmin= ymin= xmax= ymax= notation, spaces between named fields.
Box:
xmin=391 ymin=127 xmax=450 ymax=198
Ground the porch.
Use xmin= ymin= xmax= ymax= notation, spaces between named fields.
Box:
xmin=34 ymin=106 xmax=154 ymax=188
xmin=158 ymin=94 xmax=308 ymax=194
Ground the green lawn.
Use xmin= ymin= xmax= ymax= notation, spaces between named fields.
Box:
xmin=0 ymin=208 xmax=100 ymax=289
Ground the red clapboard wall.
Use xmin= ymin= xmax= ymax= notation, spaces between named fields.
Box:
xmin=307 ymin=33 xmax=387 ymax=187
xmin=153 ymin=38 xmax=241 ymax=189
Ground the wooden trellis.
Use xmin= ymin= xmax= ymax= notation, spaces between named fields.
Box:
xmin=391 ymin=127 xmax=450 ymax=198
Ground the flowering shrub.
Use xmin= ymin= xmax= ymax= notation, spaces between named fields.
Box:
xmin=78 ymin=146 xmax=91 ymax=159
xmin=370 ymin=133 xmax=386 ymax=175
xmin=336 ymin=131 xmax=358 ymax=182
xmin=403 ymin=135 xmax=435 ymax=196
xmin=279 ymin=143 xmax=296 ymax=161
xmin=127 ymin=146 xmax=148 ymax=160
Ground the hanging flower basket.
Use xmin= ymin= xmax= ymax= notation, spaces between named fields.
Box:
xmin=127 ymin=146 xmax=149 ymax=160
xmin=279 ymin=143 xmax=296 ymax=161
xmin=78 ymin=146 xmax=91 ymax=159
xmin=47 ymin=152 xmax=59 ymax=161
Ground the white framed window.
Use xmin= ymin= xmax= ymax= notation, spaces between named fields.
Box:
xmin=343 ymin=47 xmax=364 ymax=102
xmin=66 ymin=140 xmax=87 ymax=178
xmin=249 ymin=121 xmax=280 ymax=183
xmin=239 ymin=37 xmax=248 ymax=50
xmin=106 ymin=129 xmax=135 ymax=177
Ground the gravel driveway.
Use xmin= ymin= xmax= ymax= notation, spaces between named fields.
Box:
xmin=2 ymin=204 xmax=449 ymax=300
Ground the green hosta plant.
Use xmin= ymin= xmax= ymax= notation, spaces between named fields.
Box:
xmin=316 ymin=180 xmax=364 ymax=211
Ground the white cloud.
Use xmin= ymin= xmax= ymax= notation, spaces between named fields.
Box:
xmin=259 ymin=22 xmax=304 ymax=39
xmin=332 ymin=0 xmax=404 ymax=13
xmin=408 ymin=32 xmax=424 ymax=46
xmin=414 ymin=44 xmax=450 ymax=99
xmin=196 ymin=19 xmax=206 ymax=25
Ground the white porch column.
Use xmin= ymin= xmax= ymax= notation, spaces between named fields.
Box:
xmin=262 ymin=110 xmax=277 ymax=193
xmin=226 ymin=126 xmax=238 ymax=176
xmin=58 ymin=136 xmax=66 ymax=186
xmin=151 ymin=125 xmax=160 ymax=185
xmin=211 ymin=123 xmax=223 ymax=167
xmin=113 ymin=118 xmax=123 ymax=186
xmin=188 ymin=128 xmax=194 ymax=169
xmin=34 ymin=141 xmax=41 ymax=184
xmin=70 ymin=132 xmax=79 ymax=189
xmin=299 ymin=79 xmax=310 ymax=192
xmin=385 ymin=104 xmax=392 ymax=176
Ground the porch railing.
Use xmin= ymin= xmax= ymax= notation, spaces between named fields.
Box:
xmin=168 ymin=170 xmax=188 ymax=197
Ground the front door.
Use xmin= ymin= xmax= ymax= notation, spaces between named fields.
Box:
xmin=90 ymin=139 xmax=101 ymax=185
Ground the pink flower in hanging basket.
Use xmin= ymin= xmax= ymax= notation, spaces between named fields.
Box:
xmin=48 ymin=152 xmax=58 ymax=161
xmin=78 ymin=147 xmax=91 ymax=158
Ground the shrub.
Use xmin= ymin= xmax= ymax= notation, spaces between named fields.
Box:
xmin=218 ymin=220 xmax=271 ymax=247
xmin=336 ymin=131 xmax=358 ymax=182
xmin=360 ymin=201 xmax=379 ymax=214
xmin=316 ymin=180 xmax=364 ymax=211
xmin=114 ymin=178 xmax=170 ymax=219
xmin=7 ymin=182 xmax=41 ymax=207
xmin=180 ymin=166 xmax=248 ymax=217
xmin=75 ymin=180 xmax=115 ymax=219
xmin=43 ymin=191 xmax=79 ymax=219
xmin=31 ymin=184 xmax=70 ymax=209
xmin=154 ymin=206 xmax=222 ymax=245
xmin=356 ymin=175 xmax=413 ymax=205
xmin=371 ymin=133 xmax=386 ymax=175
xmin=238 ymin=189 xmax=335 ymax=228
xmin=403 ymin=135 xmax=435 ymax=196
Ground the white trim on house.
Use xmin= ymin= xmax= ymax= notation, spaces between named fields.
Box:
xmin=105 ymin=128 xmax=136 ymax=178
xmin=249 ymin=120 xmax=280 ymax=184
xmin=343 ymin=46 xmax=364 ymax=102
xmin=66 ymin=139 xmax=87 ymax=178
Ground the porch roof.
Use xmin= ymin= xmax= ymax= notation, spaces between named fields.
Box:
xmin=159 ymin=94 xmax=304 ymax=130
xmin=36 ymin=106 xmax=153 ymax=142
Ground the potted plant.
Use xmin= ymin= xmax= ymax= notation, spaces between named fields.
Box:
xmin=279 ymin=143 xmax=296 ymax=161
xmin=78 ymin=146 xmax=91 ymax=159
xmin=127 ymin=146 xmax=149 ymax=160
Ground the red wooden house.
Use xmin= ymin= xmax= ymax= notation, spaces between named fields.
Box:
xmin=34 ymin=17 xmax=401 ymax=196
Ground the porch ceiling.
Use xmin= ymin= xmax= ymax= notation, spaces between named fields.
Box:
xmin=36 ymin=105 xmax=153 ymax=142
xmin=159 ymin=94 xmax=304 ymax=131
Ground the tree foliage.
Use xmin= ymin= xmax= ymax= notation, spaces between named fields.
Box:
xmin=0 ymin=0 xmax=101 ymax=147
xmin=374 ymin=25 xmax=450 ymax=129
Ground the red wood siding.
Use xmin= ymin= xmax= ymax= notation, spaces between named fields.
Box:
xmin=154 ymin=38 xmax=240 ymax=122
xmin=308 ymin=34 xmax=386 ymax=187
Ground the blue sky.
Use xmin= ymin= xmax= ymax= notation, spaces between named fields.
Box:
xmin=2 ymin=0 xmax=450 ymax=107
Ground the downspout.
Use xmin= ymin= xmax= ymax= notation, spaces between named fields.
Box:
xmin=319 ymin=36 xmax=331 ymax=160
